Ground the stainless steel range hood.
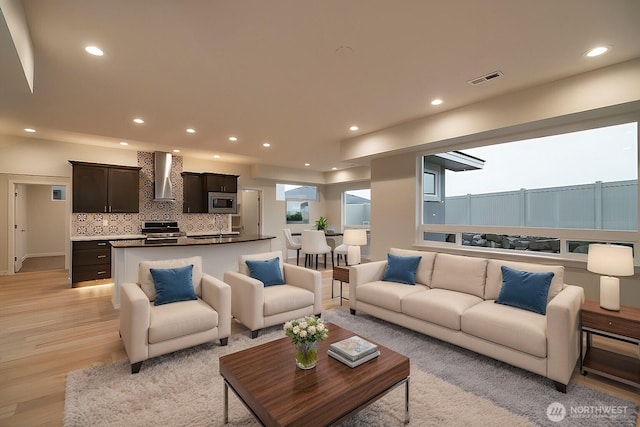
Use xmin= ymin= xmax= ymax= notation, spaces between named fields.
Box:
xmin=153 ymin=152 xmax=175 ymax=201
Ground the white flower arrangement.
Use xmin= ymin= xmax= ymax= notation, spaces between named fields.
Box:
xmin=283 ymin=316 xmax=328 ymax=345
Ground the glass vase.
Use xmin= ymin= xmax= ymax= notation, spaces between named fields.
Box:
xmin=295 ymin=341 xmax=318 ymax=369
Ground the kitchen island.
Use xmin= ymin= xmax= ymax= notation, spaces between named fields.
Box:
xmin=110 ymin=234 xmax=275 ymax=308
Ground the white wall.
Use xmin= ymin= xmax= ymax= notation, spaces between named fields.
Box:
xmin=26 ymin=184 xmax=66 ymax=257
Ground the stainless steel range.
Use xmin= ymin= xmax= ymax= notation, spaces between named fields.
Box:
xmin=141 ymin=221 xmax=186 ymax=242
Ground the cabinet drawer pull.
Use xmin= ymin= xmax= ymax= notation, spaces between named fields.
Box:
xmin=97 ymin=271 xmax=107 ymax=275
xmin=608 ymin=321 xmax=613 ymax=326
xmin=97 ymin=255 xmax=107 ymax=259
xmin=97 ymin=242 xmax=107 ymax=246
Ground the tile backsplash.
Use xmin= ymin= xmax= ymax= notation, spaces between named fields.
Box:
xmin=71 ymin=151 xmax=230 ymax=237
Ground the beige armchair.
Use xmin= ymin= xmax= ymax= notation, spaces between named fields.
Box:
xmin=223 ymin=251 xmax=322 ymax=338
xmin=120 ymin=256 xmax=231 ymax=373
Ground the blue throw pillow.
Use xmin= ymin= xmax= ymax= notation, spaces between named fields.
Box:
xmin=150 ymin=264 xmax=197 ymax=306
xmin=495 ymin=266 xmax=554 ymax=315
xmin=245 ymin=257 xmax=284 ymax=286
xmin=382 ymin=253 xmax=422 ymax=285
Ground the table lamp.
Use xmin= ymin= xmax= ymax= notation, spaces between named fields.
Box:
xmin=343 ymin=229 xmax=367 ymax=265
xmin=587 ymin=243 xmax=634 ymax=311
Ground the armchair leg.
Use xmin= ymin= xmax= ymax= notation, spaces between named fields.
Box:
xmin=131 ymin=361 xmax=143 ymax=374
xmin=553 ymin=381 xmax=567 ymax=393
xmin=220 ymin=337 xmax=229 ymax=346
xmin=296 ymin=249 xmax=300 ymax=265
xmin=251 ymin=330 xmax=260 ymax=339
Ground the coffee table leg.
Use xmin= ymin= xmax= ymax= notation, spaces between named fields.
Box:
xmin=224 ymin=381 xmax=229 ymax=424
xmin=405 ymin=377 xmax=410 ymax=424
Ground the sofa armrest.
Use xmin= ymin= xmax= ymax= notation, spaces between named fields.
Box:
xmin=120 ymin=282 xmax=151 ymax=364
xmin=283 ymin=263 xmax=322 ymax=315
xmin=546 ymin=284 xmax=585 ymax=386
xmin=223 ymin=270 xmax=265 ymax=331
xmin=201 ymin=273 xmax=231 ymax=339
xmin=349 ymin=261 xmax=387 ymax=311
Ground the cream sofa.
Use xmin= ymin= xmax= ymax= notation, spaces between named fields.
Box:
xmin=349 ymin=248 xmax=585 ymax=392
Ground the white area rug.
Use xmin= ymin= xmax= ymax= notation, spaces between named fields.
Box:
xmin=65 ymin=307 xmax=637 ymax=426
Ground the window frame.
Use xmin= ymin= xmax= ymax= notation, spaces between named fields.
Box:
xmin=416 ymin=115 xmax=640 ymax=265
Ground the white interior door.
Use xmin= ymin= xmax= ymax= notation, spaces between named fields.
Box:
xmin=240 ymin=189 xmax=260 ymax=235
xmin=14 ymin=184 xmax=27 ymax=272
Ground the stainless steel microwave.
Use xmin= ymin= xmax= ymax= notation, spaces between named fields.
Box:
xmin=208 ymin=192 xmax=237 ymax=214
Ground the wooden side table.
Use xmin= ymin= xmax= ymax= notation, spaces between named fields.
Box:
xmin=332 ymin=266 xmax=350 ymax=305
xmin=580 ymin=300 xmax=640 ymax=388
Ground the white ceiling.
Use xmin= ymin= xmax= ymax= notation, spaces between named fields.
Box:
xmin=1 ymin=0 xmax=639 ymax=173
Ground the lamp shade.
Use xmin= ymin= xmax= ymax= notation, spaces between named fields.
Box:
xmin=587 ymin=244 xmax=634 ymax=277
xmin=343 ymin=229 xmax=367 ymax=246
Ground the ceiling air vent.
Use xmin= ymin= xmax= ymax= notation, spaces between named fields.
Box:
xmin=468 ymin=70 xmax=503 ymax=85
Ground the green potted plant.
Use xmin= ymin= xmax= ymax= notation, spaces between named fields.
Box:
xmin=315 ymin=216 xmax=327 ymax=231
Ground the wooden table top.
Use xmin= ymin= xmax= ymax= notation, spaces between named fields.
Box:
xmin=219 ymin=323 xmax=410 ymax=427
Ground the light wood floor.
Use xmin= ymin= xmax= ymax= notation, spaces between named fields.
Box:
xmin=16 ymin=256 xmax=65 ymax=274
xmin=0 ymin=264 xmax=638 ymax=427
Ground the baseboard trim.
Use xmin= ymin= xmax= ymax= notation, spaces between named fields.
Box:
xmin=26 ymin=252 xmax=65 ymax=258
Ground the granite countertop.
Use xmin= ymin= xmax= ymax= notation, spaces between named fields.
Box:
xmin=109 ymin=234 xmax=275 ymax=248
xmin=72 ymin=234 xmax=146 ymax=241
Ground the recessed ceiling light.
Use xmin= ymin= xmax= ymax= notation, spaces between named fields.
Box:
xmin=119 ymin=141 xmax=128 ymax=146
xmin=431 ymin=99 xmax=443 ymax=106
xmin=84 ymin=46 xmax=104 ymax=56
xmin=349 ymin=125 xmax=359 ymax=131
xmin=586 ymin=46 xmax=609 ymax=57
xmin=173 ymin=149 xmax=180 ymax=153
xmin=133 ymin=117 xmax=144 ymax=124
xmin=24 ymin=128 xmax=36 ymax=133
xmin=304 ymin=163 xmax=310 ymax=167
xmin=186 ymin=128 xmax=196 ymax=134
xmin=213 ymin=154 xmax=220 ymax=159
xmin=229 ymin=136 xmax=238 ymax=142
xmin=263 ymin=142 xmax=271 ymax=147
xmin=332 ymin=167 xmax=337 ymax=170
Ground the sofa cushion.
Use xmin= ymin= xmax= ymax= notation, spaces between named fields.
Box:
xmin=485 ymin=259 xmax=564 ymax=301
xmin=245 ymin=257 xmax=285 ymax=286
xmin=150 ymin=264 xmax=197 ymax=306
xmin=139 ymin=256 xmax=203 ymax=301
xmin=263 ymin=284 xmax=314 ymax=316
xmin=148 ymin=299 xmax=218 ymax=344
xmin=389 ymin=248 xmax=437 ymax=287
xmin=430 ymin=253 xmax=488 ymax=298
xmin=239 ymin=251 xmax=285 ymax=278
xmin=357 ymin=281 xmax=427 ymax=313
xmin=402 ymin=289 xmax=483 ymax=330
xmin=382 ymin=253 xmax=422 ymax=285
xmin=495 ymin=266 xmax=553 ymax=315
xmin=461 ymin=300 xmax=547 ymax=358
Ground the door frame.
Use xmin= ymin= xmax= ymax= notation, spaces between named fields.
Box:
xmin=7 ymin=177 xmax=71 ymax=275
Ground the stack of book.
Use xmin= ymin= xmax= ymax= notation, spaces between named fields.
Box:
xmin=328 ymin=335 xmax=380 ymax=368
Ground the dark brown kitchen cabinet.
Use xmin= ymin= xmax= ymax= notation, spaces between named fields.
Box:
xmin=72 ymin=240 xmax=111 ymax=284
xmin=70 ymin=161 xmax=141 ymax=213
xmin=205 ymin=173 xmax=238 ymax=193
xmin=181 ymin=172 xmax=206 ymax=213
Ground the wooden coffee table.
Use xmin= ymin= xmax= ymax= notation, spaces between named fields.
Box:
xmin=219 ymin=323 xmax=410 ymax=426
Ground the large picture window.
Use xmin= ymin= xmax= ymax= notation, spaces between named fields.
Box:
xmin=277 ymin=184 xmax=318 ymax=224
xmin=344 ymin=189 xmax=371 ymax=227
xmin=419 ymin=121 xmax=638 ymax=256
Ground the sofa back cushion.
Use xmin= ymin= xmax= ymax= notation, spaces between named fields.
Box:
xmin=238 ymin=251 xmax=285 ymax=278
xmin=139 ymin=256 xmax=203 ymax=301
xmin=389 ymin=248 xmax=436 ymax=287
xmin=485 ymin=259 xmax=564 ymax=301
xmin=431 ymin=253 xmax=487 ymax=298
